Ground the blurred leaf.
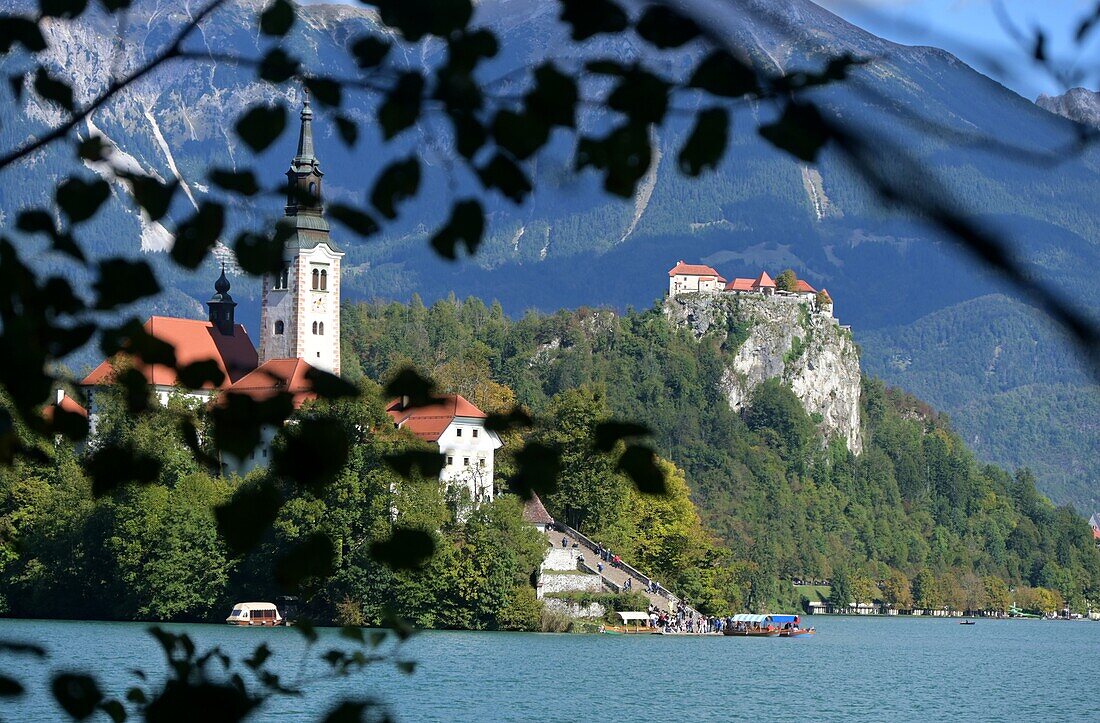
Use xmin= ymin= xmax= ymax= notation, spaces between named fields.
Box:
xmin=56 ymin=177 xmax=109 ymax=223
xmin=484 ymin=408 xmax=532 ymax=433
xmin=34 ymin=67 xmax=74 ymax=111
xmin=40 ymin=0 xmax=89 ymax=18
xmin=383 ymin=367 xmax=441 ymax=408
xmin=395 ymin=661 xmax=416 ymax=675
xmin=76 ymin=134 xmax=111 ymax=162
xmin=575 ymin=122 xmax=651 ymax=198
xmin=244 ymin=643 xmax=272 ymax=670
xmin=447 ymin=28 xmax=498 ymax=71
xmin=236 ymin=104 xmax=287 ymax=152
xmin=351 ymin=35 xmax=390 ymax=68
xmin=370 ymin=158 xmax=420 ymax=220
xmin=329 ymin=204 xmax=379 ymax=237
xmin=635 ymin=6 xmax=700 ymax=48
xmin=86 ymin=443 xmax=161 ymax=496
xmin=116 ymin=367 xmax=153 ymax=414
xmin=525 ymin=64 xmax=577 ymax=128
xmin=491 ymin=110 xmax=548 ymax=160
xmin=296 ymin=618 xmax=318 ymax=643
xmin=758 ymin=101 xmax=831 ymax=163
xmin=171 ymin=202 xmax=225 ymax=269
xmin=334 ymin=115 xmax=358 ymax=147
xmin=476 ymin=153 xmax=531 ymax=203
xmin=688 ymin=51 xmax=759 ymax=98
xmin=260 ymin=0 xmax=294 ymax=36
xmin=617 ymin=444 xmax=666 ymax=495
xmin=0 ymin=675 xmax=23 ymax=697
xmin=51 ymin=674 xmax=102 ymax=719
xmin=679 ymin=107 xmax=728 ymax=176
xmin=209 ymin=169 xmax=260 ymax=196
xmin=234 ymin=231 xmax=285 ymax=276
xmin=48 ymin=405 xmax=89 ymax=442
xmin=93 ymin=260 xmax=160 ymax=310
xmin=176 ymin=359 xmax=225 ymax=389
xmin=259 ymin=47 xmax=299 ymax=83
xmin=100 ymin=318 xmax=176 ymax=367
xmin=305 ymin=366 xmax=359 ymax=399
xmin=608 ymin=66 xmax=670 ymax=125
xmin=509 ymin=442 xmax=561 ymax=500
xmin=122 ymin=173 xmax=176 ymax=221
xmin=371 ymin=0 xmax=472 ymax=41
xmin=179 ymin=417 xmax=220 ymax=474
xmin=450 ymin=113 xmax=486 ymax=159
xmin=275 ymin=533 xmax=336 ymax=592
xmin=99 ymin=699 xmax=126 ymax=723
xmin=212 ymin=393 xmax=294 ymax=460
xmin=0 ymin=641 xmax=47 ymax=657
xmin=383 ymin=450 xmax=444 ymax=479
xmin=369 ymin=527 xmax=435 ymax=570
xmin=273 ymin=418 xmax=349 ymax=492
xmin=16 ymin=209 xmax=86 ymax=262
xmin=430 ymin=199 xmax=483 ymax=260
xmin=339 ymin=626 xmax=364 ymax=643
xmin=0 ymin=16 xmax=48 ymax=53
xmin=593 ymin=421 xmax=651 ymax=452
xmin=559 ymin=0 xmax=627 ymax=41
xmin=323 ymin=701 xmax=374 ymax=723
xmin=378 ymin=72 xmax=423 ymax=140
xmin=144 ymin=682 xmax=257 ymax=721
xmin=305 ymin=77 xmax=341 ymax=107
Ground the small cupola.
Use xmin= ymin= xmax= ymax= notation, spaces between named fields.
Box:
xmin=207 ymin=264 xmax=237 ymax=336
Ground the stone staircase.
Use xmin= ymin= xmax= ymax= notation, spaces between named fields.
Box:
xmin=541 ymin=525 xmax=696 ymax=615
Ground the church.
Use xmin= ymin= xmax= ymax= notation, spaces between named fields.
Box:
xmin=82 ymin=96 xmax=341 ymax=436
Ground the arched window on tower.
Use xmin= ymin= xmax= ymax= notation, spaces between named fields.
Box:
xmin=312 ymin=269 xmax=319 ymax=290
xmin=274 ymin=320 xmax=284 ymax=335
xmin=320 ymin=269 xmax=328 ymax=291
xmin=312 ymin=321 xmax=318 ymax=335
xmin=278 ymin=266 xmax=289 ymax=289
xmin=318 ymin=321 xmax=324 ymax=335
xmin=308 ymin=181 xmax=317 ymax=199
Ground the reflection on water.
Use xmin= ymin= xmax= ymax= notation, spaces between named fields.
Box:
xmin=1 ymin=616 xmax=1098 ymax=721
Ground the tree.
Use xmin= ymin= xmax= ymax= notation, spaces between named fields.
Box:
xmin=828 ymin=567 xmax=853 ymax=611
xmin=912 ymin=568 xmax=942 ymax=611
xmin=745 ymin=379 xmax=816 ymax=465
xmin=983 ymin=576 xmax=1011 ymax=613
xmin=775 ymin=269 xmax=798 ymax=293
xmin=815 ymin=290 xmax=832 ymax=309
xmin=883 ymin=570 xmax=913 ymax=610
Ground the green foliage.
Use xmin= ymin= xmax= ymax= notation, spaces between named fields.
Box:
xmin=775 ymin=269 xmax=798 ymax=293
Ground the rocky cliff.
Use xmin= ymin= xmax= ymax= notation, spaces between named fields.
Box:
xmin=1036 ymin=88 xmax=1100 ymax=128
xmin=665 ymin=293 xmax=863 ymax=454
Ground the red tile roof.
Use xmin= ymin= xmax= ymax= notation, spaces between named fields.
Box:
xmin=819 ymin=288 xmax=832 ymax=300
xmin=668 ymin=260 xmax=724 ymax=281
xmin=386 ymin=394 xmax=486 ymax=442
xmin=522 ymin=493 xmax=554 ymax=525
xmin=795 ymin=279 xmax=817 ymax=293
xmin=223 ymin=358 xmax=317 ymax=409
xmin=752 ymin=271 xmax=776 ymax=289
xmin=725 ymin=278 xmax=756 ymax=291
xmin=42 ymin=393 xmax=88 ymax=421
xmin=82 ymin=316 xmax=258 ymax=389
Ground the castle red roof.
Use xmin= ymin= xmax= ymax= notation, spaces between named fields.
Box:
xmin=668 ymin=260 xmax=725 ymax=282
xmin=223 ymin=358 xmax=317 ymax=409
xmin=386 ymin=394 xmax=486 ymax=442
xmin=725 ymin=278 xmax=756 ymax=292
xmin=795 ymin=279 xmax=817 ymax=294
xmin=522 ymin=493 xmax=554 ymax=525
xmin=751 ymin=271 xmax=776 ymax=289
xmin=82 ymin=316 xmax=258 ymax=389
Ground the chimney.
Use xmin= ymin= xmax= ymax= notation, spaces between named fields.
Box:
xmin=56 ymin=388 xmax=65 ymax=405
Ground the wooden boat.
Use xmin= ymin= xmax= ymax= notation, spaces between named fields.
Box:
xmin=778 ymin=627 xmax=816 ymax=637
xmin=601 ymin=611 xmax=656 ymax=634
xmin=723 ymin=613 xmax=804 ymax=637
xmin=724 ymin=627 xmax=780 ymax=637
xmin=226 ymin=602 xmax=285 ymax=626
xmin=959 ymin=620 xmax=976 ymax=625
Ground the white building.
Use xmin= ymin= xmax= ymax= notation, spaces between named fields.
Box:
xmin=668 ymin=260 xmax=726 ymax=296
xmin=386 ymin=395 xmax=503 ymax=505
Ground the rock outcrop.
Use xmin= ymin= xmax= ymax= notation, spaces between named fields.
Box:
xmin=665 ymin=293 xmax=863 ymax=454
xmin=1036 ymin=88 xmax=1100 ymax=128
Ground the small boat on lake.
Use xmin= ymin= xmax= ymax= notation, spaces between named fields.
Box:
xmin=724 ymin=614 xmax=792 ymax=637
xmin=226 ymin=602 xmax=285 ymax=626
xmin=959 ymin=620 xmax=976 ymax=625
xmin=601 ymin=611 xmax=659 ymax=635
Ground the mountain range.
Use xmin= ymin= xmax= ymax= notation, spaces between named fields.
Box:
xmin=0 ymin=0 xmax=1097 ymax=509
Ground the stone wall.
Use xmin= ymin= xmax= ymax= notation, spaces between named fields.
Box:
xmin=539 ymin=571 xmax=603 ymax=597
xmin=542 ymin=598 xmax=606 ymax=619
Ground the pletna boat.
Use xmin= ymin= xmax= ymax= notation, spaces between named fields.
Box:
xmin=723 ymin=613 xmax=787 ymax=637
xmin=226 ymin=602 xmax=285 ymax=626
xmin=959 ymin=620 xmax=976 ymax=625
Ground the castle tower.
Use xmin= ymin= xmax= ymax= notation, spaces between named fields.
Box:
xmin=258 ymin=93 xmax=344 ymax=375
xmin=207 ymin=264 xmax=237 ymax=336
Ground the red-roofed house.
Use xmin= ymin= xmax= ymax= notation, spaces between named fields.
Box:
xmin=668 ymin=260 xmax=726 ymax=296
xmin=387 ymin=395 xmax=502 ymax=504
xmin=752 ymin=271 xmax=776 ymax=295
xmin=522 ymin=493 xmax=555 ymax=533
xmin=793 ymin=279 xmax=817 ymax=297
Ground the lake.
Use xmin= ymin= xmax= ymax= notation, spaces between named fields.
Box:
xmin=1 ymin=616 xmax=1097 ymax=721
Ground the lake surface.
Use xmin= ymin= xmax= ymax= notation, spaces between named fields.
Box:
xmin=1 ymin=616 xmax=1097 ymax=721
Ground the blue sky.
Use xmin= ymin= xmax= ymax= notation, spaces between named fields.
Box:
xmin=816 ymin=0 xmax=1099 ymax=98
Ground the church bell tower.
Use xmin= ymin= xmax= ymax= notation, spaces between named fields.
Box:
xmin=258 ymin=92 xmax=344 ymax=375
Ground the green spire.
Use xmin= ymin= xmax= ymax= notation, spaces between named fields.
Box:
xmin=294 ymin=89 xmax=316 ymax=166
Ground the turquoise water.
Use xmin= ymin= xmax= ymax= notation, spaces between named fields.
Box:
xmin=2 ymin=616 xmax=1098 ymax=721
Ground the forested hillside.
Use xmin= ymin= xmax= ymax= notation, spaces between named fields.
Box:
xmin=343 ymin=296 xmax=1100 ymax=612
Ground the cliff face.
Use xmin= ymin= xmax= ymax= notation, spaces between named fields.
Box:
xmin=1036 ymin=88 xmax=1100 ymax=128
xmin=665 ymin=294 xmax=863 ymax=454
